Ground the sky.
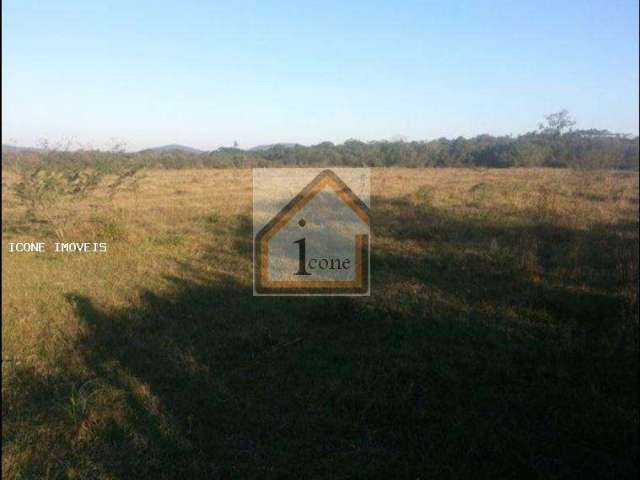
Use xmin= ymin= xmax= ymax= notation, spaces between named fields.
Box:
xmin=2 ymin=0 xmax=639 ymax=151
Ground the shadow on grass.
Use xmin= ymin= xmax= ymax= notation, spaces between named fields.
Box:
xmin=3 ymin=198 xmax=638 ymax=479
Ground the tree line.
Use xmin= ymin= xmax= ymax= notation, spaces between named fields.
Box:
xmin=3 ymin=112 xmax=638 ymax=172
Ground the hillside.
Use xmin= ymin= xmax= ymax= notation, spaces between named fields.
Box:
xmin=139 ymin=144 xmax=205 ymax=154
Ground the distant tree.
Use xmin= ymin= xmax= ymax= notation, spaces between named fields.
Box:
xmin=538 ymin=110 xmax=576 ymax=136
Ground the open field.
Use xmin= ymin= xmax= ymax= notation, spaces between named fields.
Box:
xmin=2 ymin=168 xmax=639 ymax=479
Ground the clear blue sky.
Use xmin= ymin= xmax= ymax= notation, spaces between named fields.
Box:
xmin=2 ymin=0 xmax=638 ymax=151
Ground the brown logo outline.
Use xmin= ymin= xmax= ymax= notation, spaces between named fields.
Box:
xmin=254 ymin=169 xmax=370 ymax=295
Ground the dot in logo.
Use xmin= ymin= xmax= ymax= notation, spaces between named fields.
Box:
xmin=298 ymin=219 xmax=306 ymax=227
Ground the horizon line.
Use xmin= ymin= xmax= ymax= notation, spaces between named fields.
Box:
xmin=3 ymin=129 xmax=639 ymax=154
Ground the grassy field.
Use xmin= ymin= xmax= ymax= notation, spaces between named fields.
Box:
xmin=2 ymin=168 xmax=638 ymax=479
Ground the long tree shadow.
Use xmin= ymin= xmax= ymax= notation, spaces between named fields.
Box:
xmin=64 ymin=273 xmax=421 ymax=478
xmin=5 ymin=198 xmax=638 ymax=479
xmin=373 ymin=194 xmax=638 ymax=390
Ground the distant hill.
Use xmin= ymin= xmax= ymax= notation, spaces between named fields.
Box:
xmin=249 ymin=143 xmax=300 ymax=152
xmin=140 ymin=144 xmax=204 ymax=154
xmin=2 ymin=144 xmax=41 ymax=154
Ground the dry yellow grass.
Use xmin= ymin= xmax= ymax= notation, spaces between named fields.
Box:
xmin=2 ymin=168 xmax=639 ymax=479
